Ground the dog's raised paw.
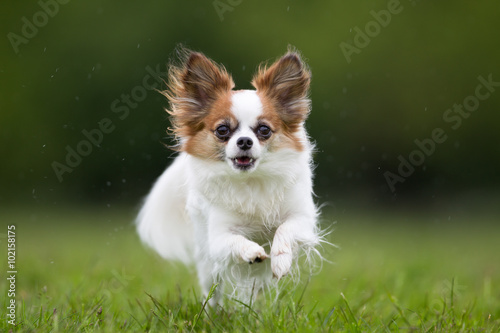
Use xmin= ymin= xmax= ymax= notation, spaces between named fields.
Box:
xmin=241 ymin=242 xmax=268 ymax=264
xmin=271 ymin=250 xmax=292 ymax=280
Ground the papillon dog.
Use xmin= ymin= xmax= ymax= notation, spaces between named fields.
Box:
xmin=137 ymin=47 xmax=321 ymax=303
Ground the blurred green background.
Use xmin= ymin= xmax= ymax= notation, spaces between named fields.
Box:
xmin=1 ymin=0 xmax=499 ymax=214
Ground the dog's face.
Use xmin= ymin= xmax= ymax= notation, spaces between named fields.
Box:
xmin=165 ymin=49 xmax=311 ymax=173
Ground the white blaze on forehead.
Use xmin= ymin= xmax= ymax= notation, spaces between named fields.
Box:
xmin=230 ymin=90 xmax=263 ymax=128
xmin=226 ymin=90 xmax=264 ymax=164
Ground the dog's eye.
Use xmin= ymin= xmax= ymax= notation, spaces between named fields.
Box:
xmin=215 ymin=125 xmax=231 ymax=140
xmin=257 ymin=125 xmax=272 ymax=139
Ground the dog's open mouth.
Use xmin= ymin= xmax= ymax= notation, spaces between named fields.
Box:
xmin=232 ymin=156 xmax=256 ymax=170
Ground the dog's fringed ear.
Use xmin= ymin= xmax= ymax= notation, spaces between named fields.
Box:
xmin=164 ymin=49 xmax=234 ymax=138
xmin=180 ymin=52 xmax=234 ymax=108
xmin=252 ymin=50 xmax=311 ymax=129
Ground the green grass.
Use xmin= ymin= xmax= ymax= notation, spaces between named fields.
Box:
xmin=0 ymin=207 xmax=499 ymax=332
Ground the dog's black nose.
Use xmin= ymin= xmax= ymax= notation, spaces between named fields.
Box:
xmin=237 ymin=137 xmax=253 ymax=150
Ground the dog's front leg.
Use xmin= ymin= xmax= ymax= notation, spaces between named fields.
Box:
xmin=271 ymin=215 xmax=318 ymax=280
xmin=208 ymin=208 xmax=268 ymax=264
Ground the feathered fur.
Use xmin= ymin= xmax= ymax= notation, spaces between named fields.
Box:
xmin=137 ymin=47 xmax=322 ymax=304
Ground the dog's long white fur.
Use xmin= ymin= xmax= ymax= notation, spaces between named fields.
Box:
xmin=137 ymin=83 xmax=320 ymax=304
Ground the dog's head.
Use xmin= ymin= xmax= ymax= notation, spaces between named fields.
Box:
xmin=165 ymin=48 xmax=311 ymax=173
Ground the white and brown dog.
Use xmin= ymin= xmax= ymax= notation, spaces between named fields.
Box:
xmin=137 ymin=48 xmax=321 ymax=303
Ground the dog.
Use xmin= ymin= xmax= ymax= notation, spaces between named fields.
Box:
xmin=136 ymin=47 xmax=321 ymax=303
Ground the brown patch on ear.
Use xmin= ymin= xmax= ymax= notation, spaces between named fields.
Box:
xmin=162 ymin=48 xmax=234 ymax=145
xmin=252 ymin=50 xmax=311 ymax=132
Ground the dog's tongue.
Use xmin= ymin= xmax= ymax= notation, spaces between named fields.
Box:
xmin=237 ymin=157 xmax=251 ymax=164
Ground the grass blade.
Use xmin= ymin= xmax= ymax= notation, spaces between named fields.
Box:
xmin=192 ymin=283 xmax=218 ymax=331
